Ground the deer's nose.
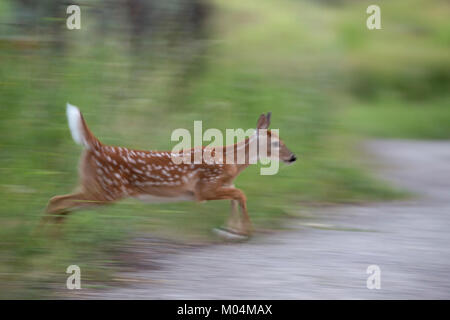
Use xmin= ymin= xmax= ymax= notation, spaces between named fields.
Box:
xmin=289 ymin=155 xmax=297 ymax=163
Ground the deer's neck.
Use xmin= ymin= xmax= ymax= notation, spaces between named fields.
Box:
xmin=222 ymin=133 xmax=258 ymax=170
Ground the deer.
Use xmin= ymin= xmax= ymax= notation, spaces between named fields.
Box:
xmin=44 ymin=103 xmax=296 ymax=238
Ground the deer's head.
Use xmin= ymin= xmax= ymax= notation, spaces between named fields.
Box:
xmin=256 ymin=112 xmax=297 ymax=164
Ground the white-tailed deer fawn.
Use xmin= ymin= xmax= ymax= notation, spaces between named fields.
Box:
xmin=45 ymin=104 xmax=296 ymax=236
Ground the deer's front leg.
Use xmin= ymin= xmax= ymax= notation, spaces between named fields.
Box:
xmin=226 ymin=200 xmax=243 ymax=232
xmin=198 ymin=187 xmax=252 ymax=235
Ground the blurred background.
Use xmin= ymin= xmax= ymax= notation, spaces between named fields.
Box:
xmin=0 ymin=0 xmax=448 ymax=298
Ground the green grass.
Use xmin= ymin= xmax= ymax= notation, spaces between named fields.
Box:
xmin=333 ymin=0 xmax=450 ymax=139
xmin=0 ymin=0 xmax=448 ymax=298
xmin=341 ymin=96 xmax=450 ymax=139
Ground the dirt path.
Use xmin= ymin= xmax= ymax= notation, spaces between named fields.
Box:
xmin=85 ymin=140 xmax=450 ymax=299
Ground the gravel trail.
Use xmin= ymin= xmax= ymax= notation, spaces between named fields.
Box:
xmin=85 ymin=140 xmax=450 ymax=299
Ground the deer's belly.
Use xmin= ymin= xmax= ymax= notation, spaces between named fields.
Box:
xmin=134 ymin=193 xmax=195 ymax=203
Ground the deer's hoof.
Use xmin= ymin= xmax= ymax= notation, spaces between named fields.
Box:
xmin=212 ymin=227 xmax=250 ymax=242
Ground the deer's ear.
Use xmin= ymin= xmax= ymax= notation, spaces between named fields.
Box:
xmin=266 ymin=112 xmax=272 ymax=126
xmin=256 ymin=113 xmax=267 ymax=129
xmin=256 ymin=112 xmax=271 ymax=129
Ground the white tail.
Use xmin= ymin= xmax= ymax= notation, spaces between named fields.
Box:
xmin=66 ymin=103 xmax=101 ymax=150
xmin=66 ymin=103 xmax=85 ymax=146
xmin=45 ymin=110 xmax=296 ymax=236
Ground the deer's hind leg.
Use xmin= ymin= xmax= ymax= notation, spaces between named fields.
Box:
xmin=43 ymin=191 xmax=108 ymax=225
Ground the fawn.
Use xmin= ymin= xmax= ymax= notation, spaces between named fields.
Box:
xmin=44 ymin=104 xmax=296 ymax=236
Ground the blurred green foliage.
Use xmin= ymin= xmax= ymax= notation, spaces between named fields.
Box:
xmin=0 ymin=0 xmax=448 ymax=297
